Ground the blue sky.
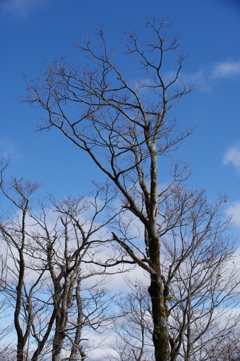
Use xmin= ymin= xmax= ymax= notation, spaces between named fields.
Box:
xmin=0 ymin=0 xmax=240 ymax=230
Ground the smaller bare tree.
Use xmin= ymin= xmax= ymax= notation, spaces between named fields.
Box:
xmin=0 ymin=164 xmax=123 ymax=361
xmin=108 ymin=280 xmax=154 ymax=361
xmin=0 ymin=162 xmax=42 ymax=361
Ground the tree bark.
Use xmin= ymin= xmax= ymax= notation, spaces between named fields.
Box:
xmin=149 ymin=273 xmax=170 ymax=361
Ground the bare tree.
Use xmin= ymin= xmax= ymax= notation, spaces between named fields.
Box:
xmin=106 ymin=187 xmax=240 ymax=361
xmin=24 ymin=18 xmax=195 ymax=361
xmin=0 ymin=163 xmax=42 ymax=361
xmin=158 ymin=187 xmax=240 ymax=361
xmin=29 ymin=192 xmax=119 ymax=361
xmin=109 ymin=280 xmax=154 ymax=361
xmin=0 ymin=164 xmax=120 ymax=360
xmin=97 ymin=186 xmax=239 ymax=361
xmin=23 ymin=18 xmax=240 ymax=361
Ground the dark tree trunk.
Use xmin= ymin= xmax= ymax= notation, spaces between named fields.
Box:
xmin=148 ymin=273 xmax=170 ymax=361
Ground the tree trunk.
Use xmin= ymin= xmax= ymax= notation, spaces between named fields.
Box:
xmin=148 ymin=270 xmax=170 ymax=361
xmin=148 ymin=137 xmax=170 ymax=361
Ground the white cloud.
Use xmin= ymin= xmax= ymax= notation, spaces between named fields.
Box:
xmin=131 ymin=59 xmax=240 ymax=95
xmin=223 ymin=143 xmax=240 ymax=172
xmin=211 ymin=61 xmax=240 ymax=79
xmin=180 ymin=69 xmax=211 ymax=92
xmin=170 ymin=60 xmax=240 ymax=92
xmin=0 ymin=0 xmax=49 ymax=18
xmin=0 ymin=137 xmax=22 ymax=161
xmin=226 ymin=200 xmax=240 ymax=228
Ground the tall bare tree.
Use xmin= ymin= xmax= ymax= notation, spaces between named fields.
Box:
xmin=23 ymin=19 xmax=240 ymax=361
xmin=24 ymin=18 xmax=193 ymax=361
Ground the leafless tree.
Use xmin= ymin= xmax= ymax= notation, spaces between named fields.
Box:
xmin=159 ymin=188 xmax=240 ymax=361
xmin=0 ymin=164 xmax=121 ymax=361
xmin=0 ymin=162 xmax=43 ymax=361
xmin=108 ymin=280 xmax=154 ymax=361
xmin=23 ymin=18 xmax=240 ymax=361
xmin=29 ymin=192 xmax=119 ymax=361
xmin=24 ymin=18 xmax=195 ymax=361
xmin=105 ymin=186 xmax=240 ymax=361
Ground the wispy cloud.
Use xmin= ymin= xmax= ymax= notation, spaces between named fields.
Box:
xmin=165 ymin=69 xmax=207 ymax=88
xmin=0 ymin=0 xmax=49 ymax=18
xmin=131 ymin=58 xmax=240 ymax=94
xmin=168 ymin=60 xmax=240 ymax=92
xmin=223 ymin=143 xmax=240 ymax=173
xmin=211 ymin=60 xmax=240 ymax=79
xmin=0 ymin=137 xmax=22 ymax=161
xmin=179 ymin=69 xmax=211 ymax=91
xmin=226 ymin=200 xmax=240 ymax=228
